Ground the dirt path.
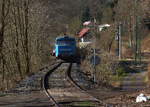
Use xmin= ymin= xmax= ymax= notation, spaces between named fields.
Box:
xmin=121 ymin=71 xmax=147 ymax=91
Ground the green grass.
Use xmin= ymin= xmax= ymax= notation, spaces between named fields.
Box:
xmin=111 ymin=75 xmax=123 ymax=81
xmin=144 ymin=75 xmax=149 ymax=83
xmin=110 ymin=66 xmax=128 ymax=87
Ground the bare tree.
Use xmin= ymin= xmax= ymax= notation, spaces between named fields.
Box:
xmin=0 ymin=0 xmax=10 ymax=87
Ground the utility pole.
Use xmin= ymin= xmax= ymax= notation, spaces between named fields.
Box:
xmin=137 ymin=16 xmax=142 ymax=64
xmin=134 ymin=0 xmax=141 ymax=64
xmin=116 ymin=23 xmax=122 ymax=60
xmin=93 ymin=18 xmax=96 ymax=83
xmin=118 ymin=23 xmax=122 ymax=60
xmin=93 ymin=43 xmax=96 ymax=83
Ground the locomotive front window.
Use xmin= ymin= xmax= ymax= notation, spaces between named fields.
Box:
xmin=56 ymin=40 xmax=75 ymax=45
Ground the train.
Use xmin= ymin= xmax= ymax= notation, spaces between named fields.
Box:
xmin=52 ymin=36 xmax=78 ymax=62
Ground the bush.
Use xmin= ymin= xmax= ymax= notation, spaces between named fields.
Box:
xmin=116 ymin=66 xmax=126 ymax=77
xmin=94 ymin=52 xmax=119 ymax=85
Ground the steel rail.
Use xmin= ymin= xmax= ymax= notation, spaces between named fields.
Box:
xmin=66 ymin=63 xmax=106 ymax=106
xmin=43 ymin=61 xmax=63 ymax=107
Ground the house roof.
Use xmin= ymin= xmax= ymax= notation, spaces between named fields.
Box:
xmin=78 ymin=28 xmax=90 ymax=38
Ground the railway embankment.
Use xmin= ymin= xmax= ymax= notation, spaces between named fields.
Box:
xmin=0 ymin=62 xmax=100 ymax=107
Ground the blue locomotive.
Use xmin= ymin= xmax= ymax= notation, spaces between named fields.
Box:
xmin=52 ymin=36 xmax=77 ymax=61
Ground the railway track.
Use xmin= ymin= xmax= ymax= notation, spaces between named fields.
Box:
xmin=43 ymin=61 xmax=63 ymax=107
xmin=43 ymin=62 xmax=106 ymax=107
xmin=66 ymin=63 xmax=105 ymax=106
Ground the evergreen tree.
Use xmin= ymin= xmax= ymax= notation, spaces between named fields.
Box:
xmin=81 ymin=6 xmax=91 ymax=23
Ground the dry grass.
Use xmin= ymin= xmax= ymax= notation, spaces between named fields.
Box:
xmin=111 ymin=81 xmax=121 ymax=88
xmin=142 ymin=33 xmax=150 ymax=52
xmin=80 ymin=48 xmax=120 ymax=87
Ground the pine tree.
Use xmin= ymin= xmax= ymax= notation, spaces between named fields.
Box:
xmin=81 ymin=6 xmax=91 ymax=23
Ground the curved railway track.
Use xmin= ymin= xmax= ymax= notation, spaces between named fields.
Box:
xmin=43 ymin=61 xmax=63 ymax=107
xmin=43 ymin=62 xmax=105 ymax=107
xmin=66 ymin=63 xmax=105 ymax=106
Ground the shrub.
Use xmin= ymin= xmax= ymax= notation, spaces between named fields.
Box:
xmin=116 ymin=66 xmax=126 ymax=77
